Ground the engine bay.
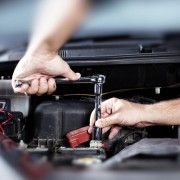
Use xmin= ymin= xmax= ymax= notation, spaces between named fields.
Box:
xmin=1 ymin=77 xmax=180 ymax=179
xmin=1 ymin=37 xmax=180 ymax=179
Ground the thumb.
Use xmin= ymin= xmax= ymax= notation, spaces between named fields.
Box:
xmin=62 ymin=66 xmax=81 ymax=80
xmin=95 ymin=112 xmax=120 ymax=128
xmin=52 ymin=56 xmax=81 ymax=80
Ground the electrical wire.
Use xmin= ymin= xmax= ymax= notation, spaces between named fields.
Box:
xmin=0 ymin=125 xmax=5 ymax=134
xmin=54 ymin=82 xmax=180 ymax=98
xmin=0 ymin=110 xmax=13 ymax=135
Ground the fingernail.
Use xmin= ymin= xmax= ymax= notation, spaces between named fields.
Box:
xmin=95 ymin=120 xmax=102 ymax=127
xmin=76 ymin=72 xmax=81 ymax=79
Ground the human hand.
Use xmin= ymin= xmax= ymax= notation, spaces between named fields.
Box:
xmin=12 ymin=52 xmax=80 ymax=95
xmin=88 ymin=98 xmax=153 ymax=139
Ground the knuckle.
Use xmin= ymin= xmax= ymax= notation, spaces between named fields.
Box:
xmin=40 ymin=78 xmax=47 ymax=85
xmin=116 ymin=99 xmax=125 ymax=108
xmin=103 ymin=118 xmax=109 ymax=126
xmin=27 ymin=87 xmax=37 ymax=94
xmin=113 ymin=113 xmax=119 ymax=121
xmin=111 ymin=97 xmax=118 ymax=102
xmin=38 ymin=88 xmax=46 ymax=94
xmin=48 ymin=79 xmax=55 ymax=86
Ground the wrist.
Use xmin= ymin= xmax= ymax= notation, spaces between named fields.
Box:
xmin=138 ymin=104 xmax=159 ymax=126
xmin=141 ymin=102 xmax=170 ymax=126
xmin=25 ymin=45 xmax=58 ymax=62
xmin=25 ymin=35 xmax=59 ymax=58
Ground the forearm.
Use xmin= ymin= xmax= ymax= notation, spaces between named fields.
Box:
xmin=143 ymin=99 xmax=180 ymax=125
xmin=26 ymin=0 xmax=89 ymax=56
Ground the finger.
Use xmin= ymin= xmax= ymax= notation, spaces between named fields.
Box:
xmin=102 ymin=126 xmax=112 ymax=134
xmin=100 ymin=99 xmax=114 ymax=115
xmin=101 ymin=113 xmax=112 ymax=134
xmin=62 ymin=65 xmax=81 ymax=80
xmin=88 ymin=114 xmax=111 ymax=134
xmin=47 ymin=78 xmax=56 ymax=94
xmin=37 ymin=77 xmax=48 ymax=95
xmin=89 ymin=109 xmax=95 ymax=127
xmin=26 ymin=79 xmax=39 ymax=95
xmin=13 ymin=83 xmax=29 ymax=94
xmin=12 ymin=79 xmax=16 ymax=90
xmin=88 ymin=126 xmax=112 ymax=135
xmin=89 ymin=110 xmax=110 ymax=128
xmin=95 ymin=112 xmax=119 ymax=128
xmin=108 ymin=126 xmax=121 ymax=140
xmin=88 ymin=109 xmax=95 ymax=134
xmin=101 ymin=112 xmax=110 ymax=118
xmin=89 ymin=98 xmax=116 ymax=133
xmin=89 ymin=100 xmax=113 ymax=134
xmin=88 ymin=127 xmax=93 ymax=134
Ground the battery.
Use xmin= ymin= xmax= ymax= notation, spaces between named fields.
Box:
xmin=66 ymin=126 xmax=91 ymax=148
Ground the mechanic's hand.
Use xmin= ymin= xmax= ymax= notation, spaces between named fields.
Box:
xmin=12 ymin=52 xmax=80 ymax=95
xmin=88 ymin=98 xmax=152 ymax=140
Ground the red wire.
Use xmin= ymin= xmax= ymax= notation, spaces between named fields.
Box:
xmin=0 ymin=125 xmax=5 ymax=134
xmin=0 ymin=110 xmax=13 ymax=135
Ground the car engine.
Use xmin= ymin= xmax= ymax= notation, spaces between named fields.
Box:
xmin=1 ymin=37 xmax=180 ymax=179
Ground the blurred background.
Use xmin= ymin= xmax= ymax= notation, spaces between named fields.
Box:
xmin=0 ymin=0 xmax=180 ymax=51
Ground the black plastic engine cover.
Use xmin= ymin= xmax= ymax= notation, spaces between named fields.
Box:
xmin=33 ymin=100 xmax=94 ymax=143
